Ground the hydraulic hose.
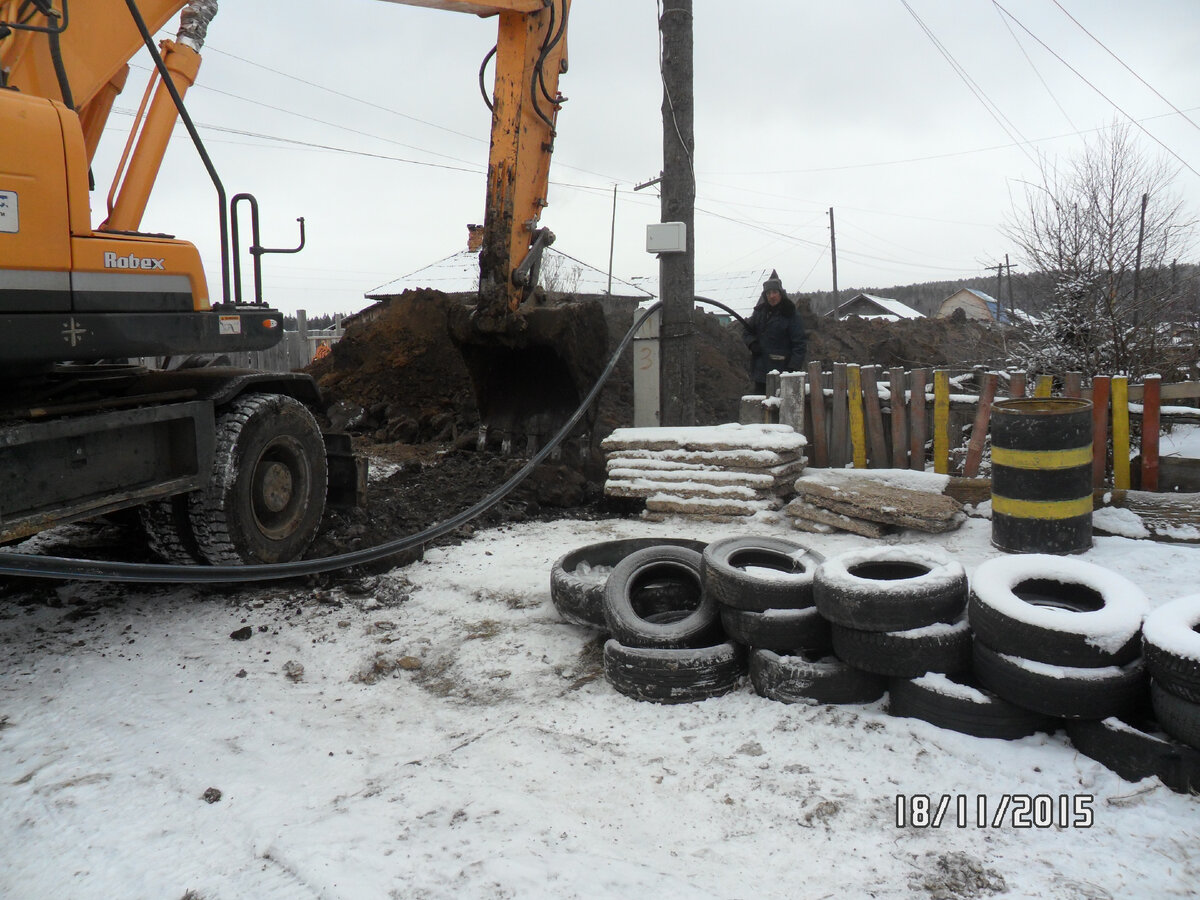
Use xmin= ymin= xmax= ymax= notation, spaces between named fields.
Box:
xmin=0 ymin=301 xmax=665 ymax=583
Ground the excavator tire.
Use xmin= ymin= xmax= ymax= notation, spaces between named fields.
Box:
xmin=139 ymin=496 xmax=203 ymax=565
xmin=188 ymin=393 xmax=327 ymax=565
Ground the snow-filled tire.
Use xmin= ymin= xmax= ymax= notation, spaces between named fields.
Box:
xmin=972 ymin=641 xmax=1146 ymax=720
xmin=719 ymin=605 xmax=833 ymax=654
xmin=701 ymin=536 xmax=823 ymax=612
xmin=888 ymin=672 xmax=1054 ymax=740
xmin=750 ymin=649 xmax=887 ymax=705
xmin=188 ymin=393 xmax=327 ymax=564
xmin=968 ymin=555 xmax=1148 ymax=667
xmin=603 ymin=639 xmax=746 ymax=704
xmin=1150 ymin=680 xmax=1200 ymax=751
xmin=1142 ymin=594 xmax=1200 ymax=704
xmin=831 ymin=616 xmax=972 ymax=678
xmin=813 ymin=546 xmax=967 ymax=632
xmin=1065 ymin=714 xmax=1200 ymax=793
xmin=550 ymin=538 xmax=707 ymax=628
xmin=602 ymin=546 xmax=719 ymax=649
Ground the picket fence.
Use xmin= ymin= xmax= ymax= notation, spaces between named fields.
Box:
xmin=743 ymin=362 xmax=1200 ymax=493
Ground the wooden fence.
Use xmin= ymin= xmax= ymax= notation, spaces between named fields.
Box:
xmin=743 ymin=362 xmax=1200 ymax=492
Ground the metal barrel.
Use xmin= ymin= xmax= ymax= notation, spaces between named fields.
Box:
xmin=990 ymin=398 xmax=1093 ymax=554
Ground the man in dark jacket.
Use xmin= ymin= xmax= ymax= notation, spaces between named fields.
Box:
xmin=743 ymin=270 xmax=806 ymax=393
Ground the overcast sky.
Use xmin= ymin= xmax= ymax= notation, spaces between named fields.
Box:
xmin=104 ymin=0 xmax=1200 ymax=316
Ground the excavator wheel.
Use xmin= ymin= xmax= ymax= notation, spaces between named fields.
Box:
xmin=188 ymin=393 xmax=328 ymax=565
xmin=138 ymin=496 xmax=204 ymax=565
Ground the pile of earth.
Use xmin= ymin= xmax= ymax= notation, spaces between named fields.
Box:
xmin=300 ymin=290 xmax=1020 ymax=562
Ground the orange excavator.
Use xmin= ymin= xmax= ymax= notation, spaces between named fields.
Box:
xmin=0 ymin=0 xmax=574 ymax=563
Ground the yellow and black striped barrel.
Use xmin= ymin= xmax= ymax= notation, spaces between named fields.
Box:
xmin=990 ymin=398 xmax=1093 ymax=554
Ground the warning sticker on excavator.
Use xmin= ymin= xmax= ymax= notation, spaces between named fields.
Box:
xmin=0 ymin=191 xmax=17 ymax=233
xmin=219 ymin=315 xmax=241 ymax=335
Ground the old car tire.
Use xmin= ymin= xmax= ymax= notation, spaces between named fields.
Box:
xmin=830 ymin=616 xmax=972 ymax=678
xmin=550 ymin=538 xmax=706 ymax=628
xmin=888 ymin=672 xmax=1054 ymax=740
xmin=749 ymin=649 xmax=887 ymax=705
xmin=814 ymin=546 xmax=967 ymax=632
xmin=1065 ymin=714 xmax=1200 ymax=793
xmin=603 ymin=639 xmax=746 ymax=704
xmin=1142 ymin=594 xmax=1200 ymax=703
xmin=969 ymin=555 xmax=1148 ymax=668
xmin=719 ymin=605 xmax=833 ymax=654
xmin=1150 ymin=680 xmax=1200 ymax=751
xmin=139 ymin=495 xmax=203 ymax=564
xmin=602 ymin=546 xmax=719 ymax=649
xmin=701 ymin=535 xmax=823 ymax=612
xmin=972 ymin=641 xmax=1146 ymax=720
xmin=189 ymin=393 xmax=328 ymax=565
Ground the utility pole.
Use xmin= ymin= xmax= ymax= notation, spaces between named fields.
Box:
xmin=829 ymin=207 xmax=839 ymax=307
xmin=607 ymin=183 xmax=617 ymax=294
xmin=658 ymin=0 xmax=695 ymax=426
xmin=1132 ymin=192 xmax=1149 ymax=326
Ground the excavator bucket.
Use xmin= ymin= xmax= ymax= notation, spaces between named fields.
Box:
xmin=447 ymin=296 xmax=609 ymax=455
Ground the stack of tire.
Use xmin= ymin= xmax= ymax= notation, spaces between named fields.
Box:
xmin=1071 ymin=593 xmax=1200 ymax=793
xmin=810 ymin=546 xmax=973 ymax=710
xmin=551 ymin=538 xmax=744 ymax=704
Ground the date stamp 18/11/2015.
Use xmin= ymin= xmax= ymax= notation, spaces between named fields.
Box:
xmin=895 ymin=794 xmax=1094 ymax=829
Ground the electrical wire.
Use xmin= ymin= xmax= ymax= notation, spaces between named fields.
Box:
xmin=992 ymin=1 xmax=1200 ymax=179
xmin=1050 ymin=0 xmax=1200 ymax=134
xmin=898 ymin=0 xmax=1041 ymax=170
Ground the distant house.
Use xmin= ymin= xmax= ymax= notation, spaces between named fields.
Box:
xmin=936 ymin=288 xmax=1033 ymax=325
xmin=832 ymin=293 xmax=925 ymax=322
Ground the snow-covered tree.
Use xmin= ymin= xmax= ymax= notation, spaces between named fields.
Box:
xmin=1005 ymin=124 xmax=1197 ymax=378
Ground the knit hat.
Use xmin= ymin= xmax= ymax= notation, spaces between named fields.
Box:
xmin=763 ymin=269 xmax=783 ymax=292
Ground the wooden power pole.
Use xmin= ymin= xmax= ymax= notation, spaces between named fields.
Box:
xmin=658 ymin=0 xmax=695 ymax=426
xmin=829 ymin=207 xmax=839 ymax=306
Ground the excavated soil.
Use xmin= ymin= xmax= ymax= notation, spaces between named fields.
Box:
xmin=298 ymin=291 xmax=1016 ymax=567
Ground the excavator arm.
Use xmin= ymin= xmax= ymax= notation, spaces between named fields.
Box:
xmin=377 ymin=0 xmax=570 ymax=318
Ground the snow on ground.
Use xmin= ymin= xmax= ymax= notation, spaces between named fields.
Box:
xmin=2 ymin=513 xmax=1199 ymax=899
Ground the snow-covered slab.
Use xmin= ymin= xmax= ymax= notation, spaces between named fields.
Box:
xmin=793 ymin=477 xmax=964 ymax=533
xmin=602 ymin=423 xmax=806 ymax=454
xmin=606 ymin=479 xmax=764 ymax=502
xmin=1094 ymin=491 xmax=1200 ymax=544
xmin=607 ymin=457 xmax=806 ymax=481
xmin=644 ymin=493 xmax=783 ymax=517
xmin=783 ymin=498 xmax=890 ymax=538
xmin=614 ymin=468 xmax=801 ymax=496
xmin=798 ymin=467 xmax=952 ymax=494
xmin=608 ymin=446 xmax=802 ymax=469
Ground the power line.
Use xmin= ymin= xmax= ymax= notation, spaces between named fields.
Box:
xmin=1050 ymin=0 xmax=1200 ymax=134
xmin=897 ymin=0 xmax=1041 ymax=169
xmin=992 ymin=1 xmax=1200 ymax=179
xmin=992 ymin=2 xmax=1077 ymax=131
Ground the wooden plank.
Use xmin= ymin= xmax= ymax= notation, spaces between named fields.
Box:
xmin=963 ymin=372 xmax=998 ymax=478
xmin=847 ymin=365 xmax=867 ymax=469
xmin=1063 ymin=372 xmax=1082 ymax=398
xmin=779 ymin=372 xmax=806 ymax=435
xmin=806 ymin=362 xmax=829 ymax=468
xmin=933 ymin=369 xmax=950 ymax=475
xmin=1112 ymin=375 xmax=1131 ymax=490
xmin=861 ymin=365 xmax=888 ymax=468
xmin=889 ymin=366 xmax=908 ymax=469
xmin=829 ymin=363 xmax=849 ymax=467
xmin=1034 ymin=374 xmax=1053 ymax=398
xmin=1142 ymin=375 xmax=1161 ymax=492
xmin=1009 ymin=371 xmax=1027 ymax=399
xmin=1098 ymin=489 xmax=1200 ymax=544
xmin=1091 ymin=376 xmax=1110 ymax=488
xmin=1128 ymin=381 xmax=1200 ymax=403
xmin=909 ymin=368 xmax=928 ymax=472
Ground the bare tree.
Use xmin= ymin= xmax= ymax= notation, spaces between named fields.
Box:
xmin=1005 ymin=124 xmax=1197 ymax=378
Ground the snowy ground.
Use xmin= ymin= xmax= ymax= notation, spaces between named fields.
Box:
xmin=2 ymin=503 xmax=1199 ymax=899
